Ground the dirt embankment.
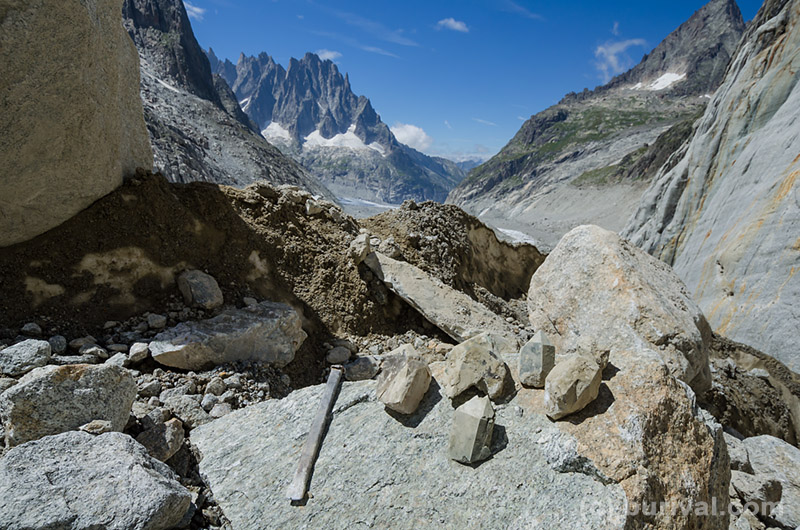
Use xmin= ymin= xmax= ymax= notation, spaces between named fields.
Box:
xmin=0 ymin=172 xmax=437 ymax=385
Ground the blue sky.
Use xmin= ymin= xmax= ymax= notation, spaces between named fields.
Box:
xmin=188 ymin=0 xmax=763 ymax=162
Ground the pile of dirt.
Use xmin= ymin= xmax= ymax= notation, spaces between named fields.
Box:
xmin=362 ymin=200 xmax=545 ymax=314
xmin=0 ymin=171 xmax=439 ymax=385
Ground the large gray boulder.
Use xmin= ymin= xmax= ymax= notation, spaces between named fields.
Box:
xmin=192 ymin=380 xmax=629 ymax=529
xmin=0 ymin=364 xmax=136 ymax=446
xmin=623 ymin=0 xmax=800 ymax=370
xmin=528 ymin=224 xmax=712 ymax=393
xmin=741 ymin=435 xmax=800 ymax=528
xmin=0 ymin=339 xmax=51 ymax=377
xmin=149 ymin=301 xmax=306 ymax=370
xmin=0 ymin=431 xmax=190 ymax=530
xmin=0 ymin=0 xmax=152 ymax=247
xmin=364 ymin=252 xmax=518 ymax=346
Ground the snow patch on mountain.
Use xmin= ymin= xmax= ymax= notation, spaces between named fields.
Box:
xmin=633 ymin=73 xmax=687 ymax=91
xmin=262 ymin=122 xmax=292 ymax=142
xmin=304 ymin=125 xmax=386 ymax=155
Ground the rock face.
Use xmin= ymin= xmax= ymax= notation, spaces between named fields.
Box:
xmin=448 ymin=395 xmax=495 ymax=464
xmin=623 ymin=0 xmax=800 ymax=371
xmin=149 ymin=301 xmax=306 ymax=370
xmin=525 ymin=225 xmax=729 ymax=528
xmin=543 ymin=355 xmax=603 ymax=420
xmin=529 ymin=225 xmax=712 ymax=393
xmin=437 ymin=332 xmax=513 ymax=401
xmin=364 ymin=252 xmax=518 ymax=345
xmin=0 ymin=431 xmax=190 ymax=530
xmin=0 ymin=339 xmax=51 ymax=377
xmin=0 ymin=364 xmax=136 ymax=446
xmin=0 ymin=0 xmax=152 ymax=247
xmin=192 ymin=380 xmax=630 ymax=529
xmin=447 ymin=0 xmax=745 ymax=249
xmin=208 ymin=50 xmax=465 ymax=204
xmin=122 ymin=0 xmax=332 ymax=196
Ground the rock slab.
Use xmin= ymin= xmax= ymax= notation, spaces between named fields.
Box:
xmin=0 ymin=0 xmax=152 ymax=247
xmin=192 ymin=380 xmax=628 ymax=529
xmin=0 ymin=364 xmax=136 ymax=446
xmin=364 ymin=252 xmax=518 ymax=346
xmin=149 ymin=301 xmax=306 ymax=369
xmin=0 ymin=431 xmax=190 ymax=530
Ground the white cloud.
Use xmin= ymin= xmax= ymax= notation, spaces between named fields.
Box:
xmin=391 ymin=123 xmax=434 ymax=152
xmin=184 ymin=1 xmax=206 ymax=21
xmin=517 ymin=116 xmax=527 ymax=121
xmin=501 ymin=1 xmax=542 ymax=20
xmin=472 ymin=118 xmax=497 ymax=126
xmin=594 ymin=38 xmax=646 ymax=82
xmin=444 ymin=120 xmax=452 ymax=129
xmin=612 ymin=21 xmax=620 ymax=36
xmin=316 ymin=49 xmax=342 ymax=61
xmin=437 ymin=18 xmax=469 ymax=33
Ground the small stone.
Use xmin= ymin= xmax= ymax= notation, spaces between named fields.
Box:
xmin=219 ymin=390 xmax=237 ymax=405
xmin=242 ymin=297 xmax=257 ymax=307
xmin=137 ymin=418 xmax=185 ymax=462
xmin=79 ymin=344 xmax=108 ymax=360
xmin=107 ymin=344 xmax=128 ymax=353
xmin=449 ymin=395 xmax=495 ymax=464
xmin=163 ymin=395 xmax=212 ymax=429
xmin=128 ymin=342 xmax=150 ymax=363
xmin=376 ymin=348 xmax=431 ymax=415
xmin=209 ymin=403 xmax=232 ymax=418
xmin=103 ymin=321 xmax=119 ymax=330
xmin=159 ymin=384 xmax=194 ymax=402
xmin=21 ymin=322 xmax=42 ymax=336
xmin=305 ymin=198 xmax=323 ymax=215
xmin=49 ymin=353 xmax=100 ymax=365
xmin=201 ymin=394 xmax=219 ymax=412
xmin=344 ymin=356 xmax=381 ymax=381
xmin=326 ymin=346 xmax=351 ymax=364
xmin=0 ymin=339 xmax=51 ymax=377
xmin=69 ymin=336 xmax=97 ymax=351
xmin=544 ymin=356 xmax=603 ymax=420
xmin=79 ymin=419 xmax=114 ymax=435
xmin=205 ymin=377 xmax=226 ymax=396
xmin=48 ymin=335 xmax=67 ymax=354
xmin=106 ymin=352 xmax=129 ymax=367
xmin=148 ymin=314 xmax=168 ymax=330
xmin=223 ymin=373 xmax=244 ymax=390
xmin=348 ymin=233 xmax=371 ymax=265
xmin=177 ymin=270 xmax=224 ymax=310
xmin=138 ymin=380 xmax=162 ymax=398
xmin=377 ymin=236 xmax=402 ymax=259
xmin=134 ymin=321 xmax=149 ymax=333
xmin=519 ymin=330 xmax=556 ymax=388
xmin=439 ymin=332 xmax=512 ymax=401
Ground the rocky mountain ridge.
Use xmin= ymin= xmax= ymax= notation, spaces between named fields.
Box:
xmin=207 ymin=49 xmax=465 ymax=204
xmin=122 ymin=0 xmax=332 ymax=197
xmin=447 ymin=0 xmax=746 ymax=249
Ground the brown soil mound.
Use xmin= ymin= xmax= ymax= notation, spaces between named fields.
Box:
xmin=0 ymin=171 xmax=437 ymax=385
xmin=362 ymin=200 xmax=546 ymax=302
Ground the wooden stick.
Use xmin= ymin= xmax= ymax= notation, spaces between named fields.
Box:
xmin=287 ymin=365 xmax=344 ymax=503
